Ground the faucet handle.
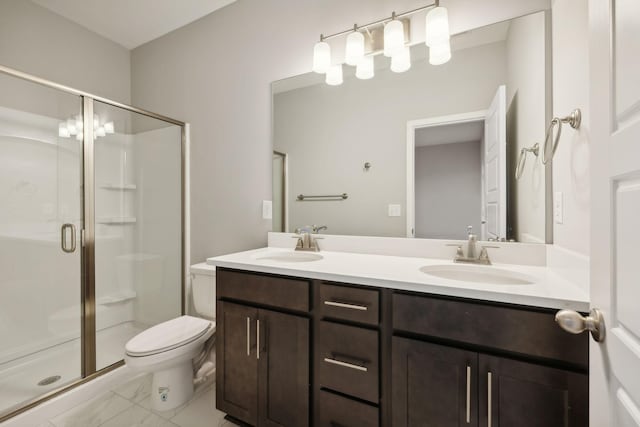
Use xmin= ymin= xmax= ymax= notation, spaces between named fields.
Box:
xmin=446 ymin=243 xmax=464 ymax=258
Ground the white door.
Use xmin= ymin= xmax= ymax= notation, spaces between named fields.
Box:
xmin=483 ymin=85 xmax=506 ymax=241
xmin=589 ymin=1 xmax=640 ymax=425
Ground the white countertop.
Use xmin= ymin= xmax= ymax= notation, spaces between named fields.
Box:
xmin=207 ymin=247 xmax=589 ymax=312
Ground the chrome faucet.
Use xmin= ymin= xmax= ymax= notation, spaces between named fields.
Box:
xmin=447 ymin=226 xmax=498 ymax=265
xmin=292 ymin=225 xmax=324 ymax=252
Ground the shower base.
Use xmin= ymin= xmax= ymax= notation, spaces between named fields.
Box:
xmin=0 ymin=321 xmax=144 ymax=417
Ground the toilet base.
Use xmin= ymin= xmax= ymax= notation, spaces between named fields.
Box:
xmin=150 ymin=361 xmax=194 ymax=411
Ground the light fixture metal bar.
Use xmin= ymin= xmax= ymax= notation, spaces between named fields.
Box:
xmin=320 ymin=3 xmax=435 ymax=42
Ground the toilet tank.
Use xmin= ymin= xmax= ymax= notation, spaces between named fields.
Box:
xmin=190 ymin=263 xmax=216 ymax=319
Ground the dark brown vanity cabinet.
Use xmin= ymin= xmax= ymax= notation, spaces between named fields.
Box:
xmin=392 ymin=292 xmax=589 ymax=427
xmin=215 ymin=268 xmax=589 ymax=427
xmin=392 ymin=338 xmax=478 ymax=426
xmin=216 ymin=270 xmax=310 ymax=427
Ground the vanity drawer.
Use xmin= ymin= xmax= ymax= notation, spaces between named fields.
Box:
xmin=216 ymin=268 xmax=310 ymax=312
xmin=316 ymin=321 xmax=379 ymax=402
xmin=316 ymin=390 xmax=379 ymax=427
xmin=319 ymin=283 xmax=379 ymax=325
xmin=393 ymin=292 xmax=588 ymax=368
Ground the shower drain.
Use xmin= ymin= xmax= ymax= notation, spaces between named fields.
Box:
xmin=37 ymin=375 xmax=61 ymax=386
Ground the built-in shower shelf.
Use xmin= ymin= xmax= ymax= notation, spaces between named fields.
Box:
xmin=99 ymin=183 xmax=137 ymax=190
xmin=96 ymin=217 xmax=137 ymax=224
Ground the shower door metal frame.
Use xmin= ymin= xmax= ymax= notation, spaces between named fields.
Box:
xmin=0 ymin=64 xmax=188 ymax=422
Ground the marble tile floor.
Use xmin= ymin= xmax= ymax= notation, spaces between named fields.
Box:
xmin=36 ymin=373 xmax=235 ymax=427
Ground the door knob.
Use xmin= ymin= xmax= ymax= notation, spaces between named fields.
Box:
xmin=555 ymin=308 xmax=605 ymax=342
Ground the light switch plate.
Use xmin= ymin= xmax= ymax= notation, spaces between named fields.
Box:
xmin=388 ymin=204 xmax=401 ymax=217
xmin=262 ymin=200 xmax=273 ymax=219
xmin=554 ymin=192 xmax=563 ymax=224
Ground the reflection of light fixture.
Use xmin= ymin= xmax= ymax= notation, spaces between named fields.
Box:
xmin=384 ymin=14 xmax=405 ymax=57
xmin=325 ymin=64 xmax=343 ymax=86
xmin=313 ymin=3 xmax=452 ymax=85
xmin=355 ymin=56 xmax=374 ymax=80
xmin=391 ymin=46 xmax=411 ymax=73
xmin=58 ymin=122 xmax=70 ymax=138
xmin=58 ymin=115 xmax=112 ymax=139
xmin=345 ymin=25 xmax=365 ymax=66
xmin=312 ymin=38 xmax=331 ymax=74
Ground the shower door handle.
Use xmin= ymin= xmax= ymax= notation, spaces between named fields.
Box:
xmin=61 ymin=223 xmax=77 ymax=253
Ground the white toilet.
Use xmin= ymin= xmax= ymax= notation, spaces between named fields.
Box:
xmin=124 ymin=263 xmax=216 ymax=411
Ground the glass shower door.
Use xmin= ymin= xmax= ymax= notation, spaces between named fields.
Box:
xmin=92 ymin=100 xmax=183 ymax=370
xmin=0 ymin=73 xmax=83 ymax=416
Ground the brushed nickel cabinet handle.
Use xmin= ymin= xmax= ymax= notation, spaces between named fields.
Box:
xmin=324 ymin=301 xmax=368 ymax=311
xmin=256 ymin=319 xmax=260 ymax=360
xmin=487 ymin=371 xmax=492 ymax=427
xmin=466 ymin=365 xmax=471 ymax=423
xmin=246 ymin=317 xmax=250 ymax=356
xmin=323 ymin=357 xmax=367 ymax=372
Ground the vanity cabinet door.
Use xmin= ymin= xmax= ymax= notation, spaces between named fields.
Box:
xmin=258 ymin=308 xmax=309 ymax=427
xmin=392 ymin=337 xmax=478 ymax=427
xmin=478 ymin=354 xmax=588 ymax=427
xmin=216 ymin=301 xmax=259 ymax=426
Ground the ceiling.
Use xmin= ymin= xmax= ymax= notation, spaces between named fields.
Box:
xmin=31 ymin=0 xmax=237 ymax=49
xmin=415 ymin=121 xmax=484 ymax=147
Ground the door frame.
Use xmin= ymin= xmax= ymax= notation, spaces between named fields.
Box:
xmin=406 ymin=110 xmax=487 ymax=238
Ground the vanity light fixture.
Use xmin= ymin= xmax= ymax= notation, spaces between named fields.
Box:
xmin=345 ymin=25 xmax=365 ymax=66
xmin=325 ymin=64 xmax=343 ymax=86
xmin=391 ymin=46 xmax=412 ymax=73
xmin=312 ymin=38 xmax=331 ymax=74
xmin=312 ymin=2 xmax=452 ymax=85
xmin=383 ymin=13 xmax=405 ymax=57
xmin=355 ymin=55 xmax=375 ymax=79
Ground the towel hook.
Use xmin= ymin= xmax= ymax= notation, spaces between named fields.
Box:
xmin=542 ymin=109 xmax=581 ymax=165
xmin=515 ymin=143 xmax=539 ymax=180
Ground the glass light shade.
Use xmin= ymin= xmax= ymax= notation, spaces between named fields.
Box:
xmin=345 ymin=31 xmax=365 ymax=66
xmin=96 ymin=126 xmax=106 ymax=137
xmin=355 ymin=56 xmax=374 ymax=79
xmin=312 ymin=41 xmax=331 ymax=74
xmin=58 ymin=122 xmax=70 ymax=138
xmin=383 ymin=19 xmax=405 ymax=57
xmin=93 ymin=114 xmax=99 ymax=128
xmin=391 ymin=46 xmax=411 ymax=73
xmin=325 ymin=64 xmax=343 ymax=86
xmin=429 ymin=40 xmax=451 ymax=65
xmin=104 ymin=121 xmax=115 ymax=134
xmin=425 ymin=6 xmax=450 ymax=47
xmin=75 ymin=115 xmax=83 ymax=132
xmin=76 ymin=132 xmax=83 ymax=141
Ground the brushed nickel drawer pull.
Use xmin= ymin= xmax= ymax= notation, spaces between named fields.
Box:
xmin=324 ymin=301 xmax=368 ymax=311
xmin=323 ymin=357 xmax=368 ymax=372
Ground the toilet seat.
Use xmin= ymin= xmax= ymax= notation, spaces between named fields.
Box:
xmin=125 ymin=315 xmax=212 ymax=357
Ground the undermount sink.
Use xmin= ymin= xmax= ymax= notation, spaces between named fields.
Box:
xmin=254 ymin=251 xmax=324 ymax=263
xmin=419 ymin=264 xmax=535 ymax=285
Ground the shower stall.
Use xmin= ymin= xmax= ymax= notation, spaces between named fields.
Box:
xmin=0 ymin=65 xmax=187 ymax=421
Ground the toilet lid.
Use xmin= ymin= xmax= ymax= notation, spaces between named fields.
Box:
xmin=125 ymin=315 xmax=212 ymax=357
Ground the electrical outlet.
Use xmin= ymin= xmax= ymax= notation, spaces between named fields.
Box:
xmin=554 ymin=192 xmax=563 ymax=224
xmin=388 ymin=204 xmax=401 ymax=217
xmin=262 ymin=200 xmax=272 ymax=219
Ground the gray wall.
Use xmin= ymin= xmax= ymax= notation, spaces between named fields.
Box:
xmin=131 ymin=0 xmax=551 ymax=262
xmin=415 ymin=141 xmax=482 ymax=239
xmin=0 ymin=0 xmax=131 ymax=103
xmin=274 ymin=42 xmax=506 ymax=237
